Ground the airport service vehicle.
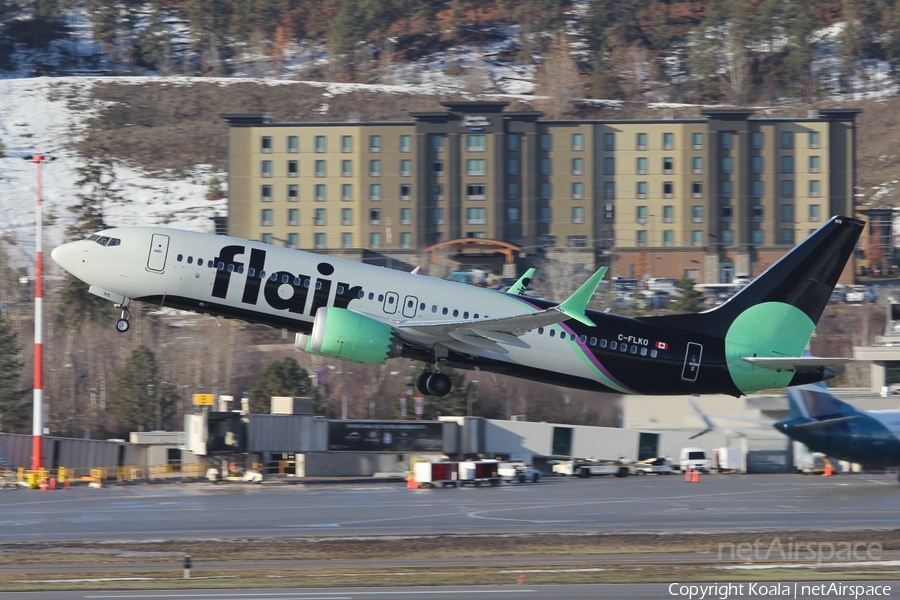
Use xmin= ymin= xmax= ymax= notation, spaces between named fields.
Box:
xmin=679 ymin=447 xmax=710 ymax=473
xmin=498 ymin=462 xmax=542 ymax=483
xmin=553 ymin=459 xmax=630 ymax=478
xmin=458 ymin=460 xmax=501 ymax=486
xmin=844 ymin=285 xmax=876 ymax=304
xmin=633 ymin=457 xmax=674 ymax=475
xmin=715 ymin=447 xmax=743 ymax=472
xmin=776 ymin=383 xmax=900 ymax=480
xmin=413 ymin=461 xmax=458 ymax=488
xmin=51 ymin=217 xmax=860 ymax=399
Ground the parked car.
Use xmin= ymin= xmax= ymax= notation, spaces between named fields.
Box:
xmin=498 ymin=462 xmax=541 ymax=483
xmin=634 ymin=457 xmax=674 ymax=475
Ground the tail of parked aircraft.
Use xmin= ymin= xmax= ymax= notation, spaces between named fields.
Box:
xmin=785 ymin=383 xmax=859 ymax=422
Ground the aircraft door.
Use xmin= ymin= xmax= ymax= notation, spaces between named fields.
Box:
xmin=147 ymin=234 xmax=170 ymax=272
xmin=681 ymin=342 xmax=703 ymax=382
xmin=383 ymin=291 xmax=399 ymax=314
xmin=402 ymin=295 xmax=418 ymax=318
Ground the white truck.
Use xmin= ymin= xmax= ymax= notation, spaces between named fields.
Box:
xmin=553 ymin=459 xmax=630 ymax=478
xmin=498 ymin=462 xmax=542 ymax=483
xmin=845 ymin=285 xmax=876 ymax=303
xmin=715 ymin=447 xmax=743 ymax=472
xmin=633 ymin=457 xmax=674 ymax=475
xmin=679 ymin=447 xmax=711 ymax=473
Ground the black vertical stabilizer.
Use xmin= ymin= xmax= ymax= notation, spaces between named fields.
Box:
xmin=645 ymin=216 xmax=864 ymax=338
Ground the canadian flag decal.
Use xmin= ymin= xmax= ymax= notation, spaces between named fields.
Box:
xmin=655 ymin=341 xmax=668 ymax=350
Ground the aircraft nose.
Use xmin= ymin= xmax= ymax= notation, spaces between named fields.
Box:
xmin=51 ymin=241 xmax=82 ymax=274
xmin=773 ymin=422 xmax=788 ymax=433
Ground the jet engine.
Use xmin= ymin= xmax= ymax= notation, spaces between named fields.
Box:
xmin=308 ymin=307 xmax=402 ymax=364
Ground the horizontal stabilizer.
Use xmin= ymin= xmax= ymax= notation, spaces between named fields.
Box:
xmin=791 ymin=415 xmax=860 ymax=430
xmin=742 ymin=356 xmax=854 ymax=371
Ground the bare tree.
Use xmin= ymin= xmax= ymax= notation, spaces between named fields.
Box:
xmin=535 ymin=34 xmax=582 ymax=119
xmin=722 ymin=25 xmax=749 ymax=104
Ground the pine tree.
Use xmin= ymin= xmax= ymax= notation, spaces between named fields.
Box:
xmin=0 ymin=309 xmax=25 ymax=433
xmin=669 ymin=279 xmax=705 ymax=313
xmin=110 ymin=346 xmax=174 ymax=434
xmin=248 ymin=357 xmax=311 ymax=414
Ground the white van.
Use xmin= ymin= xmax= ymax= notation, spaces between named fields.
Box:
xmin=679 ymin=447 xmax=710 ymax=472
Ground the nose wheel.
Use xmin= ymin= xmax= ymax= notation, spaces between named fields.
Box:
xmin=115 ymin=304 xmax=131 ymax=333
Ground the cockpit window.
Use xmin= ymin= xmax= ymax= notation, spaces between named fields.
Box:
xmin=107 ymin=238 xmax=120 ymax=246
xmin=87 ymin=235 xmax=100 ymax=241
xmin=97 ymin=236 xmax=110 ymax=245
xmin=91 ymin=236 xmax=121 ymax=247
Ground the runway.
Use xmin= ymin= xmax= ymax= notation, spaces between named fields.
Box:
xmin=1 ymin=473 xmax=898 ymax=542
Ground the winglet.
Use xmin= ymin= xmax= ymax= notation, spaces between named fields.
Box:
xmin=507 ymin=268 xmax=536 ymax=296
xmin=556 ymin=267 xmax=607 ymax=327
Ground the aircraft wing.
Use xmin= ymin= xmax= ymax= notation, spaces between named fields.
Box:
xmin=361 ymin=267 xmax=607 ymax=353
xmin=742 ymin=357 xmax=854 ymax=371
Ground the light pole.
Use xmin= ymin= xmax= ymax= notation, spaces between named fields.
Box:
xmin=23 ymin=149 xmax=54 ymax=471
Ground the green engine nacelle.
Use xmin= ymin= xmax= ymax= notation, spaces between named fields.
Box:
xmin=309 ymin=307 xmax=402 ymax=364
xmin=295 ymin=333 xmax=323 ymax=355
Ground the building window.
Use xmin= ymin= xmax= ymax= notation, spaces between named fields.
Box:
xmin=809 ymin=131 xmax=820 ymax=149
xmin=538 ymin=235 xmax=557 ymax=248
xmin=663 ymin=132 xmax=674 ymax=150
xmin=571 ymin=157 xmax=583 ymax=175
xmin=507 ymin=207 xmax=520 ymax=223
xmin=540 ymin=182 xmax=551 ymax=199
xmin=370 ymin=184 xmax=382 ymax=201
xmin=288 ymin=232 xmax=298 ymax=248
xmin=370 ymin=232 xmax=381 ymax=248
xmin=637 ymin=181 xmax=647 ymax=199
xmin=314 ymin=208 xmax=326 ymax=226
xmin=568 ymin=235 xmax=587 ymax=247
xmin=287 ymin=184 xmax=298 ymax=202
xmin=400 ymin=159 xmax=411 ymax=176
xmin=370 ymin=208 xmax=381 ymax=225
xmin=467 ymin=159 xmax=486 ymax=175
xmin=781 ymin=180 xmax=794 ymax=198
xmin=692 ymin=230 xmax=703 ymax=246
xmin=636 ymin=156 xmax=647 ymax=174
xmin=691 ymin=205 xmax=703 ymax=222
xmin=261 ymin=160 xmax=272 ymax=178
xmin=663 ymin=181 xmax=674 ymax=198
xmin=433 ymin=207 xmax=444 ymax=224
xmin=636 ymin=132 xmax=647 ymax=150
xmin=572 ymin=133 xmax=584 ymax=151
xmin=752 ymin=204 xmax=763 ymax=221
xmin=315 ymin=184 xmax=326 ymax=202
xmin=721 ymin=180 xmax=733 ymax=199
xmin=369 ymin=159 xmax=381 ymax=176
xmin=604 ymin=157 xmax=615 ymax=175
xmin=781 ymin=155 xmax=793 ymax=174
xmin=400 ymin=207 xmax=411 ymax=225
xmin=692 ymin=181 xmax=703 ymax=198
xmin=781 ymin=228 xmax=794 ymax=245
xmin=604 ymin=132 xmax=615 ymax=151
xmin=341 ymin=232 xmax=352 ymax=248
xmin=572 ymin=206 xmax=584 ymax=224
xmin=466 ymin=207 xmax=486 ymax=224
xmin=469 ymin=231 xmax=487 ymax=239
xmin=432 ymin=135 xmax=445 ymax=152
xmin=342 ymin=208 xmax=352 ymax=225
xmin=540 ymin=133 xmax=551 ymax=151
xmin=809 ymin=155 xmax=820 ymax=173
xmin=433 ymin=184 xmax=444 ymax=200
xmin=663 ymin=157 xmax=674 ymax=174
xmin=315 ymin=160 xmax=326 ymax=177
xmin=540 ymin=157 xmax=551 ymax=175
xmin=636 ymin=230 xmax=647 ymax=247
xmin=753 ymin=180 xmax=764 ymax=197
xmin=809 ymin=203 xmax=820 ymax=221
xmin=400 ymin=134 xmax=411 ymax=152
xmin=663 ymin=230 xmax=674 ymax=247
xmin=262 ymin=233 xmax=272 ymax=244
xmin=261 ymin=184 xmax=272 ymax=202
xmin=336 ymin=136 xmax=349 ymax=153
xmin=636 ymin=205 xmax=647 ymax=223
xmin=287 ymin=160 xmax=298 ymax=177
xmin=261 ymin=136 xmax=272 ymax=153
xmin=400 ymin=232 xmax=412 ymax=248
xmin=507 ymin=134 xmax=520 ymax=152
xmin=692 ymin=157 xmax=703 ymax=174
xmin=466 ymin=184 xmax=486 ymax=199
xmin=722 ymin=156 xmax=733 ymax=174
xmin=287 ymin=136 xmax=298 ymax=153
xmin=572 ymin=182 xmax=583 ymax=199
xmin=507 ymin=157 xmax=520 ymax=175
xmin=781 ymin=131 xmax=794 ymax=149
xmin=507 ymin=182 xmax=520 ymax=200
xmin=369 ymin=135 xmax=381 ymax=152
xmin=692 ymin=132 xmax=703 ymax=149
xmin=340 ymin=159 xmax=351 ymax=177
xmin=433 ymin=160 xmax=444 ymax=176
xmin=288 ymin=208 xmax=298 ymax=226
xmin=540 ymin=206 xmax=551 ymax=224
xmin=752 ymin=132 xmax=764 ymax=150
xmin=809 ymin=180 xmax=820 ymax=198
xmin=467 ymin=134 xmax=486 ymax=152
xmin=604 ymin=182 xmax=615 ymax=200
xmin=751 ymin=156 xmax=763 ymax=174
xmin=341 ymin=183 xmax=352 ymax=201
xmin=722 ymin=205 xmax=733 ymax=222
xmin=261 ymin=209 xmax=272 ymax=226
xmin=721 ymin=132 xmax=733 ymax=150
xmin=721 ymin=229 xmax=733 ymax=245
xmin=315 ymin=135 xmax=326 ymax=153
xmin=781 ymin=203 xmax=794 ymax=222
xmin=663 ymin=205 xmax=674 ymax=223
xmin=752 ymin=229 xmax=764 ymax=244
xmin=315 ymin=233 xmax=325 ymax=249
xmin=398 ymin=183 xmax=411 ymax=200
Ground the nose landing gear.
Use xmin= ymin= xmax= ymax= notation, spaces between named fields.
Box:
xmin=114 ymin=300 xmax=131 ymax=333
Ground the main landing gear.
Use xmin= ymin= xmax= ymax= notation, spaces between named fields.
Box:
xmin=114 ymin=299 xmax=131 ymax=333
xmin=416 ymin=365 xmax=452 ymax=397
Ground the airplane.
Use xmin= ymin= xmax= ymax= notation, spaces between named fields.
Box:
xmin=776 ymin=383 xmax=900 ymax=480
xmin=50 ymin=215 xmax=863 ymax=398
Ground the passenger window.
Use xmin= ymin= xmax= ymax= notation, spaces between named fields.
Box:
xmin=442 ymin=307 xmax=448 ymax=315
xmin=270 ymin=273 xmax=277 ymax=281
xmin=620 ymin=344 xmax=628 ymax=353
xmin=590 ymin=337 xmax=597 ymax=346
xmin=610 ymin=341 xmax=617 ymax=350
xmin=580 ymin=335 xmax=587 ymax=343
xmin=420 ymin=303 xmax=425 ymax=310
xmin=538 ymin=327 xmax=544 ymax=334
xmin=549 ymin=330 xmax=556 ymax=338
xmin=238 ymin=266 xmax=244 ymax=274
xmin=630 ymin=345 xmax=638 ymax=354
xmin=197 ymin=258 xmax=203 ymax=266
xmin=560 ymin=333 xmax=566 ymax=340
xmin=281 ymin=274 xmax=289 ymax=284
xmin=369 ymin=293 xmax=375 ymax=300
xmin=452 ymin=309 xmax=458 ymax=317
xmin=388 ymin=295 xmax=394 ymax=304
xmin=187 ymin=256 xmax=193 ymax=264
xmin=600 ymin=339 xmax=608 ymax=348
xmin=474 ymin=313 xmax=479 ymax=319
xmin=640 ymin=347 xmax=648 ymax=356
xmin=432 ymin=305 xmax=437 ymax=312
xmin=379 ymin=294 xmax=384 ymax=302
xmin=407 ymin=300 xmax=414 ymax=308
xmin=316 ymin=281 xmax=322 ymax=290
xmin=463 ymin=311 xmax=469 ymax=319
xmin=177 ymin=254 xmax=183 ymax=262
xmin=357 ymin=290 xmax=365 ymax=299
xmin=337 ymin=285 xmax=345 ymax=294
xmin=247 ymin=267 xmax=254 ymax=276
xmin=218 ymin=263 xmax=225 ymax=271
xmin=259 ymin=271 xmax=266 ymax=279
xmin=209 ymin=260 xmax=214 ymax=268
xmin=295 ymin=278 xmax=302 ymax=286
xmin=227 ymin=264 xmax=234 ymax=273
xmin=651 ymin=349 xmax=658 ymax=358
xmin=303 ymin=280 xmax=310 ymax=288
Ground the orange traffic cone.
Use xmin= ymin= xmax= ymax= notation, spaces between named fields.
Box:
xmin=684 ymin=467 xmax=692 ymax=483
xmin=49 ymin=477 xmax=57 ymax=490
xmin=407 ymin=476 xmax=418 ymax=489
xmin=691 ymin=468 xmax=700 ymax=483
xmin=823 ymin=462 xmax=833 ymax=477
